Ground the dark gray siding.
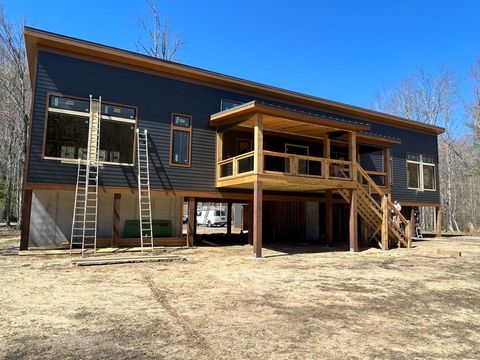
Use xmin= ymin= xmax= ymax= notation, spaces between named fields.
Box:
xmin=359 ymin=146 xmax=383 ymax=172
xmin=29 ymin=50 xmax=440 ymax=203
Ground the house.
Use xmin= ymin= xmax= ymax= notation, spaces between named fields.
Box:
xmin=20 ymin=27 xmax=444 ymax=257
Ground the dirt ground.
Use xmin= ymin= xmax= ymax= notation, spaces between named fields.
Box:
xmin=0 ymin=231 xmax=479 ymax=359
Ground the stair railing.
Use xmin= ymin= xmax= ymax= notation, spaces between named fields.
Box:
xmin=355 ymin=163 xmax=412 ymax=248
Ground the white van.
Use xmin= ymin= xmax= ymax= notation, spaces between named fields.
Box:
xmin=196 ymin=209 xmax=227 ymax=227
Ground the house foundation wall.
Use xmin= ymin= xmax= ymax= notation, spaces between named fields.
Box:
xmin=29 ymin=190 xmax=182 ymax=247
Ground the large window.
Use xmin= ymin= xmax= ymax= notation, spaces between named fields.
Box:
xmin=44 ymin=95 xmax=136 ymax=165
xmin=170 ymin=114 xmax=192 ymax=166
xmin=406 ymin=153 xmax=436 ymax=191
xmin=221 ymin=99 xmax=244 ymax=111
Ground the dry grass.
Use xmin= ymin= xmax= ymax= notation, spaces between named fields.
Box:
xmin=1 ymin=235 xmax=479 ymax=359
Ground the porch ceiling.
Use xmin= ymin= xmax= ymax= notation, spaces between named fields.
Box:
xmin=210 ymin=101 xmax=370 ymax=137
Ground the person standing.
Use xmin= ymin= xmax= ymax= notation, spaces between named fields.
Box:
xmin=393 ymin=200 xmax=402 ymax=226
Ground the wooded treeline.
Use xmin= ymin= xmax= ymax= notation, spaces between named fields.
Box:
xmin=373 ymin=64 xmax=480 ymax=233
xmin=0 ymin=7 xmax=30 ymax=227
xmin=0 ymin=4 xmax=479 ymax=233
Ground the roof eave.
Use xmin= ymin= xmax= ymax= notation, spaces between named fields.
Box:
xmin=210 ymin=101 xmax=370 ymax=132
xmin=23 ymin=27 xmax=445 ymax=136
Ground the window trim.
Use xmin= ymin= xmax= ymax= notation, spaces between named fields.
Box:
xmin=422 ymin=163 xmax=436 ymax=191
xmin=42 ymin=92 xmax=138 ymax=166
xmin=169 ymin=113 xmax=192 ymax=167
xmin=406 ymin=159 xmax=421 ymax=190
xmin=406 ymin=153 xmax=436 ymax=192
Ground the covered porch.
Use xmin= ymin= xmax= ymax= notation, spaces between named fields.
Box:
xmin=210 ymin=101 xmax=401 ymax=257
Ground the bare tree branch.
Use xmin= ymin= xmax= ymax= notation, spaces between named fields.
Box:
xmin=135 ymin=0 xmax=185 ymax=61
xmin=0 ymin=5 xmax=31 ymax=227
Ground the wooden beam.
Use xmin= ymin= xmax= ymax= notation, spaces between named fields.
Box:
xmin=381 ymin=195 xmax=389 ymax=250
xmin=384 ymin=147 xmax=392 ymax=187
xmin=349 ymin=132 xmax=357 ymax=181
xmin=253 ymin=180 xmax=263 ymax=258
xmin=323 ymin=133 xmax=330 ymax=178
xmin=325 ymin=189 xmax=333 ymax=245
xmin=187 ymin=197 xmax=196 ymax=247
xmin=112 ymin=193 xmax=121 ymax=247
xmin=410 ymin=207 xmax=416 ymax=238
xmin=349 ymin=189 xmax=358 ymax=252
xmin=435 ymin=206 xmax=442 ymax=238
xmin=20 ymin=189 xmax=32 ymax=251
xmin=254 ymin=114 xmax=264 ymax=174
xmin=216 ymin=131 xmax=223 ymax=180
xmin=227 ymin=201 xmax=232 ymax=236
xmin=247 ymin=200 xmax=253 ymax=245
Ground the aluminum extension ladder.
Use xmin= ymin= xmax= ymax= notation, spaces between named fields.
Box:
xmin=137 ymin=129 xmax=154 ymax=253
xmin=70 ymin=96 xmax=101 ymax=256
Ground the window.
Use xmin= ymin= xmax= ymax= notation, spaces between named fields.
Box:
xmin=406 ymin=153 xmax=436 ymax=191
xmin=407 ymin=162 xmax=420 ymax=189
xmin=44 ymin=112 xmax=89 ymax=159
xmin=422 ymin=156 xmax=436 ymax=191
xmin=100 ymin=120 xmax=135 ymax=164
xmin=44 ymin=95 xmax=136 ymax=165
xmin=170 ymin=114 xmax=192 ymax=166
xmin=221 ymin=99 xmax=244 ymax=111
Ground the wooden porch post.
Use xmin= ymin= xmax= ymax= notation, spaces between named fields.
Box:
xmin=247 ymin=200 xmax=253 ymax=245
xmin=252 ymin=113 xmax=263 ymax=257
xmin=227 ymin=200 xmax=232 ymax=237
xmin=323 ymin=133 xmax=330 ymax=178
xmin=253 ymin=181 xmax=263 ymax=258
xmin=112 ymin=193 xmax=121 ymax=247
xmin=216 ymin=130 xmax=223 ymax=180
xmin=325 ymin=189 xmax=333 ymax=245
xmin=349 ymin=189 xmax=358 ymax=252
xmin=384 ymin=147 xmax=392 ymax=187
xmin=20 ymin=189 xmax=32 ymax=251
xmin=435 ymin=206 xmax=442 ymax=238
xmin=187 ymin=197 xmax=196 ymax=247
xmin=254 ymin=114 xmax=264 ymax=175
xmin=381 ymin=195 xmax=389 ymax=250
xmin=349 ymin=132 xmax=357 ymax=180
xmin=410 ymin=207 xmax=416 ymax=238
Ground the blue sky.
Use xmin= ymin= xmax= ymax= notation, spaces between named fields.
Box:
xmin=4 ymin=0 xmax=480 ymax=111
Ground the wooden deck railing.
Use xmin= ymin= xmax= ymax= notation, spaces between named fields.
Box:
xmin=362 ymin=170 xmax=388 ymax=188
xmin=217 ymin=150 xmax=255 ymax=179
xmin=355 ymin=163 xmax=412 ymax=247
xmin=217 ymin=150 xmax=354 ymax=182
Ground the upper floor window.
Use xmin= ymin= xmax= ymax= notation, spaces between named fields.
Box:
xmin=170 ymin=114 xmax=192 ymax=166
xmin=44 ymin=95 xmax=136 ymax=165
xmin=221 ymin=99 xmax=244 ymax=112
xmin=406 ymin=153 xmax=436 ymax=191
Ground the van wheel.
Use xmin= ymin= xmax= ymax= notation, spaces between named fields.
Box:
xmin=207 ymin=220 xmax=212 ymax=227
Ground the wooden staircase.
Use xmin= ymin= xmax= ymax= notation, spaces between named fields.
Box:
xmin=337 ymin=163 xmax=412 ymax=249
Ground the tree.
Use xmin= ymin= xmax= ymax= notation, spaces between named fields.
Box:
xmin=136 ymin=0 xmax=184 ymax=61
xmin=372 ymin=66 xmax=480 ymax=233
xmin=372 ymin=66 xmax=458 ymax=126
xmin=0 ymin=5 xmax=31 ymax=227
xmin=468 ymin=58 xmax=480 ymax=172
